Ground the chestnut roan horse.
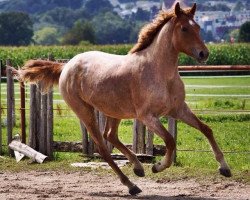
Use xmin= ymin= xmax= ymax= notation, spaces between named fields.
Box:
xmin=15 ymin=3 xmax=231 ymax=195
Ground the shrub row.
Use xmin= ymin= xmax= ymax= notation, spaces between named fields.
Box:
xmin=0 ymin=43 xmax=249 ymax=67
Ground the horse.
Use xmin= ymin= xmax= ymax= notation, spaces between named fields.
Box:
xmin=15 ymin=2 xmax=231 ymax=195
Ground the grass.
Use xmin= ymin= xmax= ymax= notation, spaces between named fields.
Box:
xmin=0 ymin=76 xmax=249 ymax=182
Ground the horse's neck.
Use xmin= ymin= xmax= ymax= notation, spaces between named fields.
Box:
xmin=145 ymin=20 xmax=179 ymax=79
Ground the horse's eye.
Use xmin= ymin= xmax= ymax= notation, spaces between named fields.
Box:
xmin=181 ymin=26 xmax=188 ymax=32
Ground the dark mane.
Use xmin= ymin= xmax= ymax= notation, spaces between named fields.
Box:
xmin=129 ymin=8 xmax=193 ymax=54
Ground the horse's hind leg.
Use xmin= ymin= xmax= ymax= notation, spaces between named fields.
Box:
xmin=176 ymin=103 xmax=231 ymax=177
xmin=64 ymin=98 xmax=142 ymax=195
xmin=103 ymin=117 xmax=145 ymax=177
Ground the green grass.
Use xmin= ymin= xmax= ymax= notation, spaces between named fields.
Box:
xmin=0 ymin=76 xmax=249 ymax=182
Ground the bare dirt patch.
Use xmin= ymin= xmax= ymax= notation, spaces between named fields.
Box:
xmin=0 ymin=170 xmax=249 ymax=200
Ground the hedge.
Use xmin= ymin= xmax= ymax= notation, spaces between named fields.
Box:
xmin=0 ymin=43 xmax=249 ymax=67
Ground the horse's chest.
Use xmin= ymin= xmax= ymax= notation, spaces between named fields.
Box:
xmin=166 ymin=80 xmax=185 ymax=108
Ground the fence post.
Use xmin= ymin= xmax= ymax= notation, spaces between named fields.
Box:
xmin=168 ymin=117 xmax=177 ymax=163
xmin=133 ymin=120 xmax=146 ymax=154
xmin=80 ymin=122 xmax=88 ymax=155
xmin=80 ymin=121 xmax=95 ymax=156
xmin=40 ymin=93 xmax=47 ymax=155
xmin=29 ymin=85 xmax=39 ymax=150
xmin=47 ymin=90 xmax=53 ymax=159
xmin=98 ymin=112 xmax=113 ymax=153
xmin=6 ymin=59 xmax=15 ymax=126
xmin=6 ymin=65 xmax=14 ymax=156
xmin=20 ymin=82 xmax=26 ymax=144
xmin=146 ymin=129 xmax=154 ymax=156
xmin=0 ymin=60 xmax=2 ymax=155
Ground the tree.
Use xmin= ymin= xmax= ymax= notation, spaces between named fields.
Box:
xmin=132 ymin=8 xmax=150 ymax=21
xmin=201 ymin=29 xmax=214 ymax=42
xmin=239 ymin=21 xmax=250 ymax=42
xmin=33 ymin=27 xmax=59 ymax=45
xmin=84 ymin=0 xmax=113 ymax=15
xmin=0 ymin=12 xmax=33 ymax=46
xmin=62 ymin=20 xmax=95 ymax=45
xmin=39 ymin=7 xmax=89 ymax=29
xmin=229 ymin=29 xmax=240 ymax=42
xmin=233 ymin=1 xmax=244 ymax=12
xmin=91 ymin=12 xmax=132 ymax=44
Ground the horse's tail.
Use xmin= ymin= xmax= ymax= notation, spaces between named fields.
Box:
xmin=15 ymin=59 xmax=64 ymax=93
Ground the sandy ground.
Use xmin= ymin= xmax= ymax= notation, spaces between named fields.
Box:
xmin=0 ymin=170 xmax=249 ymax=200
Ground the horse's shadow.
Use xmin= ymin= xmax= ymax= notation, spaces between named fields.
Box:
xmin=89 ymin=192 xmax=215 ymax=200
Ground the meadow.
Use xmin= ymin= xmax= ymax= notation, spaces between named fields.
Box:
xmin=0 ymin=76 xmax=249 ymax=177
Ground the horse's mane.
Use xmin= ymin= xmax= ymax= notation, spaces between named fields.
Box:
xmin=129 ymin=8 xmax=193 ymax=54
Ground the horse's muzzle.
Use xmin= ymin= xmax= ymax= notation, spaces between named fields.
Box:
xmin=196 ymin=49 xmax=209 ymax=63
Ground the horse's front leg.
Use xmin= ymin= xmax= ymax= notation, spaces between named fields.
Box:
xmin=141 ymin=115 xmax=176 ymax=173
xmin=176 ymin=102 xmax=231 ymax=177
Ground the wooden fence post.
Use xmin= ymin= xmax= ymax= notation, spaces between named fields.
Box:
xmin=6 ymin=59 xmax=15 ymax=126
xmin=6 ymin=65 xmax=14 ymax=156
xmin=0 ymin=60 xmax=2 ymax=155
xmin=80 ymin=122 xmax=88 ymax=155
xmin=168 ymin=117 xmax=177 ymax=163
xmin=20 ymin=82 xmax=26 ymax=144
xmin=80 ymin=121 xmax=94 ymax=156
xmin=47 ymin=90 xmax=53 ymax=159
xmin=146 ymin=129 xmax=154 ymax=156
xmin=133 ymin=120 xmax=146 ymax=154
xmin=40 ymin=93 xmax=47 ymax=155
xmin=29 ymin=85 xmax=39 ymax=150
xmin=98 ymin=111 xmax=113 ymax=153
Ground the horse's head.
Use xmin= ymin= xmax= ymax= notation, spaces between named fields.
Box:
xmin=172 ymin=3 xmax=209 ymax=63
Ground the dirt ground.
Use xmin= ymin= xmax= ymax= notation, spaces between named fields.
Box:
xmin=0 ymin=170 xmax=249 ymax=200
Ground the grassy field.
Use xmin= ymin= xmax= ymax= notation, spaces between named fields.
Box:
xmin=0 ymin=76 xmax=249 ymax=182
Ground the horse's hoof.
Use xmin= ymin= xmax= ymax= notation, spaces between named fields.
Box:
xmin=219 ymin=168 xmax=232 ymax=177
xmin=152 ymin=164 xmax=159 ymax=173
xmin=152 ymin=162 xmax=161 ymax=173
xmin=129 ymin=185 xmax=142 ymax=195
xmin=133 ymin=168 xmax=145 ymax=177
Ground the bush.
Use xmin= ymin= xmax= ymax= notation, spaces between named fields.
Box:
xmin=179 ymin=43 xmax=250 ymax=65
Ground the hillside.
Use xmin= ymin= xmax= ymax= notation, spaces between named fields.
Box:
xmin=0 ymin=0 xmax=249 ymax=45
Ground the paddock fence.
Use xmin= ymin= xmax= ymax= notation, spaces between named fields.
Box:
xmin=0 ymin=57 xmax=249 ymax=162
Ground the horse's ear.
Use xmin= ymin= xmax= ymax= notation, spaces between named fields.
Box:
xmin=174 ymin=2 xmax=181 ymax=17
xmin=190 ymin=3 xmax=197 ymax=15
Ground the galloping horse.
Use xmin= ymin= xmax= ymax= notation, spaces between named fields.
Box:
xmin=15 ymin=3 xmax=231 ymax=195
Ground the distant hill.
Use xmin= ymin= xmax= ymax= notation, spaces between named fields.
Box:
xmin=0 ymin=0 xmax=249 ymax=45
xmin=0 ymin=0 xmax=85 ymax=14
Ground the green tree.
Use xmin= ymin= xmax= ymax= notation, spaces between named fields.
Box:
xmin=33 ymin=27 xmax=59 ymax=45
xmin=62 ymin=20 xmax=95 ymax=45
xmin=0 ymin=12 xmax=33 ymax=46
xmin=239 ymin=21 xmax=250 ymax=42
xmin=229 ymin=29 xmax=240 ymax=42
xmin=84 ymin=0 xmax=113 ymax=15
xmin=233 ymin=1 xmax=244 ymax=12
xmin=39 ymin=7 xmax=89 ymax=29
xmin=91 ymin=12 xmax=132 ymax=44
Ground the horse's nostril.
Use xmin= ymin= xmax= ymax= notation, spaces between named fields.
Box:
xmin=199 ymin=51 xmax=205 ymax=58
